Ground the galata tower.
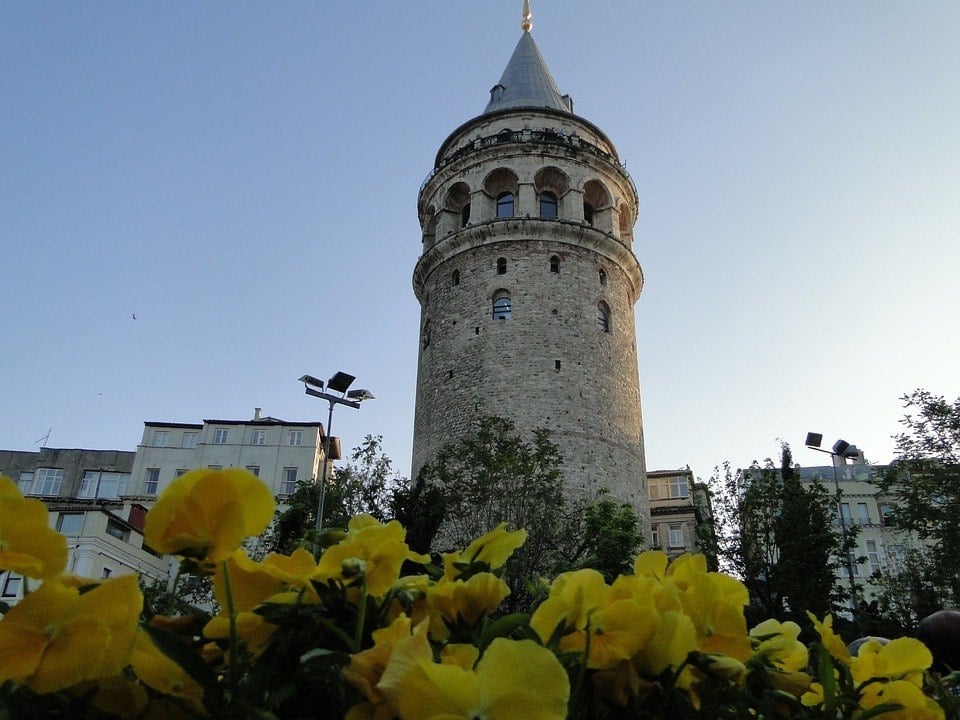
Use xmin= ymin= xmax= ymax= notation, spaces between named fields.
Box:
xmin=411 ymin=2 xmax=648 ymax=518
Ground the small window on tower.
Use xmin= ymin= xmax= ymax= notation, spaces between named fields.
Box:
xmin=598 ymin=268 xmax=607 ymax=285
xmin=496 ymin=257 xmax=507 ymax=275
xmin=496 ymin=192 xmax=514 ymax=219
xmin=583 ymin=201 xmax=595 ymax=226
xmin=461 ymin=203 xmax=471 ymax=227
xmin=549 ymin=255 xmax=560 ymax=273
xmin=452 ymin=269 xmax=460 ymax=286
xmin=597 ymin=302 xmax=611 ymax=332
xmin=492 ymin=292 xmax=512 ymax=320
xmin=540 ymin=191 xmax=558 ymax=219
xmin=422 ymin=320 xmax=431 ymax=348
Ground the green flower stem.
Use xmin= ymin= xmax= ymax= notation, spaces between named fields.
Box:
xmin=353 ymin=576 xmax=368 ymax=654
xmin=571 ymin=617 xmax=592 ymax=715
xmin=219 ymin=559 xmax=240 ymax=703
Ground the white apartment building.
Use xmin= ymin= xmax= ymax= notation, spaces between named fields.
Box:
xmin=647 ymin=468 xmax=715 ymax=561
xmin=128 ymin=410 xmax=326 ymax=500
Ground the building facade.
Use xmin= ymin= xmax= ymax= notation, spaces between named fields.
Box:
xmin=648 ymin=468 xmax=716 ymax=562
xmin=128 ymin=411 xmax=325 ymax=500
xmin=411 ymin=7 xmax=648 ymax=517
xmin=0 ymin=448 xmax=169 ymax=604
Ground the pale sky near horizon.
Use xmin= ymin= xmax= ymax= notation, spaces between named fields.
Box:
xmin=3 ymin=2 xmax=958 ymax=484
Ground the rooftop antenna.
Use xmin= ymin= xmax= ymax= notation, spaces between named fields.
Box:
xmin=521 ymin=0 xmax=533 ymax=32
xmin=35 ymin=428 xmax=52 ymax=447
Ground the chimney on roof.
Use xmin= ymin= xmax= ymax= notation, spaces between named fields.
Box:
xmin=253 ymin=407 xmax=262 ymax=421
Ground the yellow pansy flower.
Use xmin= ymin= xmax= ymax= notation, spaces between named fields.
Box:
xmin=807 ymin=613 xmax=850 ymax=664
xmin=859 ymin=679 xmax=945 ymax=720
xmin=144 ymin=468 xmax=274 ymax=564
xmin=316 ymin=514 xmax=428 ymax=597
xmin=636 ymin=609 xmax=698 ymax=676
xmin=851 ymin=637 xmax=932 ymax=688
xmin=129 ymin=629 xmax=205 ymax=715
xmin=530 ymin=568 xmax=609 ymax=642
xmin=446 ymin=523 xmax=527 ymax=578
xmin=379 ymin=623 xmax=569 ymax=720
xmin=426 ymin=572 xmax=510 ymax=640
xmin=0 ymin=475 xmax=68 ymax=579
xmin=750 ymin=619 xmax=808 ymax=673
xmin=345 ymin=614 xmax=414 ymax=707
xmin=0 ymin=574 xmax=142 ymax=693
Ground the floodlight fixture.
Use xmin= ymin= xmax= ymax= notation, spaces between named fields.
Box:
xmin=832 ymin=439 xmax=850 ymax=456
xmin=299 ymin=374 xmax=325 ymax=389
xmin=327 ymin=372 xmax=356 ymax=394
xmin=805 ymin=432 xmax=823 ymax=449
xmin=347 ymin=389 xmax=375 ymax=402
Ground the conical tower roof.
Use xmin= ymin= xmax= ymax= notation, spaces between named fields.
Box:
xmin=483 ymin=30 xmax=570 ymax=114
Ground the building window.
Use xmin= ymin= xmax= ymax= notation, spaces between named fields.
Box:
xmin=208 ymin=465 xmax=223 ymax=470
xmin=856 ymin=502 xmax=870 ymax=525
xmin=17 ymin=471 xmax=33 ymax=494
xmin=152 ymin=430 xmax=169 ymax=447
xmin=549 ymin=255 xmax=560 ymax=273
xmin=492 ymin=293 xmax=512 ymax=320
xmin=288 ymin=430 xmax=303 ymax=446
xmin=460 ymin=203 xmax=471 ymax=227
xmin=668 ymin=524 xmax=684 ymax=549
xmin=651 ymin=527 xmax=660 ymax=548
xmin=597 ymin=302 xmax=611 ymax=332
xmin=879 ymin=504 xmax=897 ymax=527
xmin=176 ymin=468 xmax=188 ymax=477
xmin=496 ymin=257 xmax=507 ymax=275
xmin=245 ymin=465 xmax=260 ymax=477
xmin=57 ymin=513 xmax=84 ymax=536
xmin=668 ymin=475 xmax=689 ymax=498
xmin=866 ymin=540 xmax=881 ymax=575
xmin=540 ymin=192 xmax=558 ymax=219
xmin=144 ymin=468 xmax=160 ymax=495
xmin=583 ymin=201 xmax=595 ymax=225
xmin=1 ymin=574 xmax=22 ymax=599
xmin=181 ymin=432 xmax=198 ymax=449
xmin=452 ymin=269 xmax=460 ymax=286
xmin=496 ymin=192 xmax=514 ymax=219
xmin=422 ymin=320 xmax=431 ymax=348
xmin=213 ymin=428 xmax=229 ymax=445
xmin=281 ymin=467 xmax=298 ymax=495
xmin=80 ymin=471 xmax=129 ymax=499
xmin=598 ymin=268 xmax=607 ymax=285
xmin=251 ymin=429 xmax=267 ymax=446
xmin=32 ymin=468 xmax=64 ymax=496
xmin=839 ymin=503 xmax=852 ymax=525
xmin=105 ymin=520 xmax=128 ymax=542
xmin=101 ymin=567 xmax=113 ymax=579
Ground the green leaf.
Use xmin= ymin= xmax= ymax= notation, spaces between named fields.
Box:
xmin=476 ymin=612 xmax=531 ymax=654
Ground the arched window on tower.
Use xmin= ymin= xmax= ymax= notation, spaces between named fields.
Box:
xmin=496 ymin=257 xmax=507 ymax=275
xmin=496 ymin=192 xmax=514 ymax=219
xmin=492 ymin=292 xmax=512 ymax=320
xmin=550 ymin=255 xmax=560 ymax=273
xmin=461 ymin=203 xmax=471 ymax=227
xmin=597 ymin=302 xmax=611 ymax=332
xmin=583 ymin=201 xmax=595 ymax=226
xmin=452 ymin=269 xmax=460 ymax=286
xmin=540 ymin=191 xmax=558 ymax=219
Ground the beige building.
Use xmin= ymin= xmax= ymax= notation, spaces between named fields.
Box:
xmin=0 ymin=448 xmax=170 ymax=604
xmin=648 ymin=468 xmax=715 ymax=561
xmin=411 ymin=8 xmax=648 ymax=520
xmin=129 ymin=410 xmax=326 ymax=500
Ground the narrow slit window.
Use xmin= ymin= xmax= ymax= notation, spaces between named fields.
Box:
xmin=599 ymin=268 xmax=607 ymax=285
xmin=461 ymin=203 xmax=471 ymax=227
xmin=583 ymin=201 xmax=595 ymax=226
xmin=550 ymin=255 xmax=560 ymax=273
xmin=452 ymin=269 xmax=460 ymax=286
xmin=597 ymin=302 xmax=611 ymax=332
xmin=496 ymin=257 xmax=507 ymax=275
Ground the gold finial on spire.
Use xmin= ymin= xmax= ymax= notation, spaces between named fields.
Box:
xmin=521 ymin=0 xmax=533 ymax=32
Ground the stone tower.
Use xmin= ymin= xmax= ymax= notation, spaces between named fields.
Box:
xmin=412 ymin=4 xmax=648 ymax=518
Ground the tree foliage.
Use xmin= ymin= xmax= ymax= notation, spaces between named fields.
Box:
xmin=417 ymin=417 xmax=643 ymax=606
xmin=708 ymin=445 xmax=847 ymax=626
xmin=876 ymin=389 xmax=960 ymax=608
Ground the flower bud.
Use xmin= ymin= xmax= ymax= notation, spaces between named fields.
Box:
xmin=341 ymin=557 xmax=367 ymax=579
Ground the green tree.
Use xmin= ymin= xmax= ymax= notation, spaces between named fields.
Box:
xmin=708 ymin=445 xmax=847 ymax=626
xmin=418 ymin=416 xmax=643 ymax=606
xmin=876 ymin=389 xmax=960 ymax=608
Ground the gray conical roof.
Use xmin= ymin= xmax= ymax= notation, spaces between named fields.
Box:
xmin=483 ymin=32 xmax=570 ymax=114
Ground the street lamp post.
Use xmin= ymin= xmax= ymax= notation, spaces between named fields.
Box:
xmin=805 ymin=432 xmax=862 ymax=617
xmin=299 ymin=372 xmax=374 ymax=543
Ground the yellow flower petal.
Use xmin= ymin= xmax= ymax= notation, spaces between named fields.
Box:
xmin=478 ymin=638 xmax=570 ymax=720
xmin=0 ymin=476 xmax=68 ymax=579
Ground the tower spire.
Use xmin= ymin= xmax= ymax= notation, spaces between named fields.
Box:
xmin=521 ymin=0 xmax=533 ymax=33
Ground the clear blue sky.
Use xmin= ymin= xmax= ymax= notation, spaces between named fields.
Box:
xmin=3 ymin=2 xmax=958 ymax=482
